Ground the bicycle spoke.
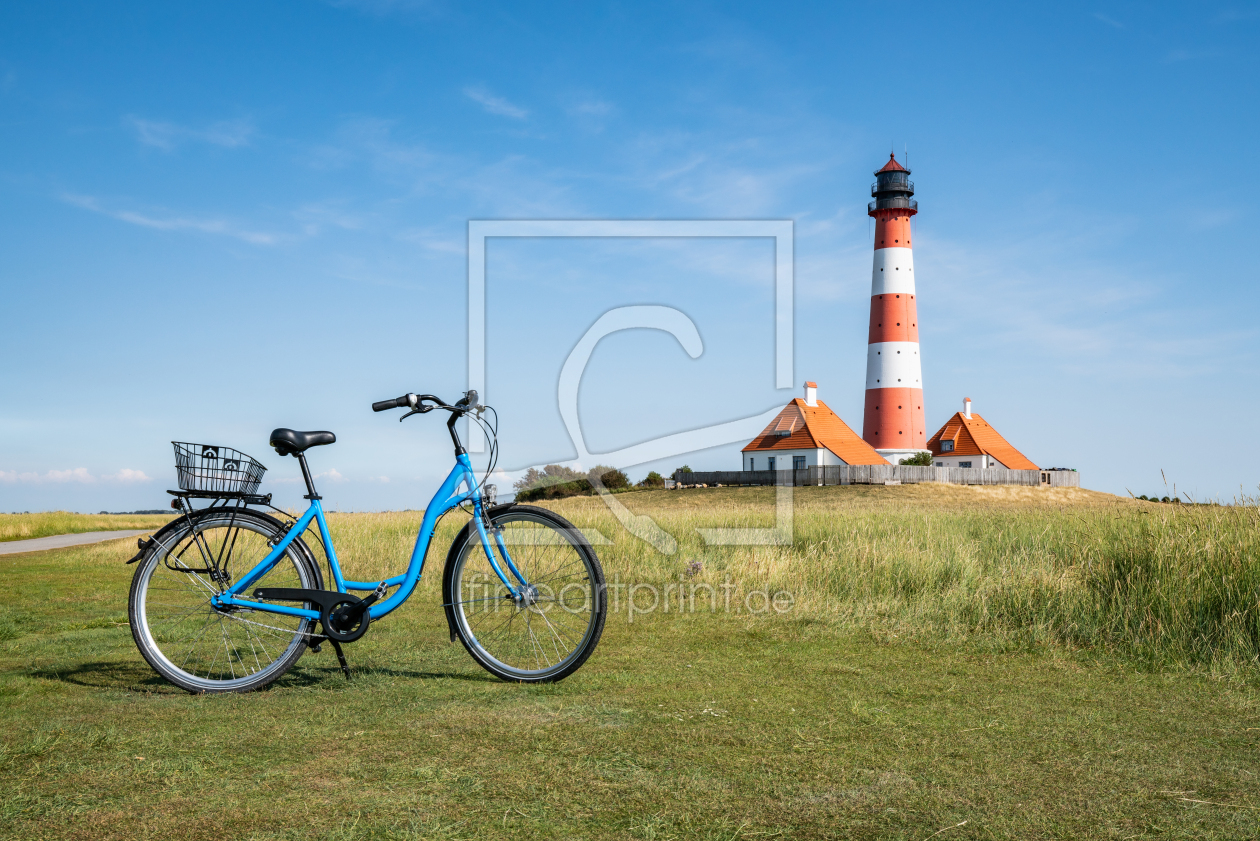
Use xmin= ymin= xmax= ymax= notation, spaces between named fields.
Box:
xmin=534 ymin=606 xmax=571 ymax=660
xmin=453 ymin=511 xmax=604 ymax=680
xmin=178 ymin=613 xmax=219 ymax=671
xmin=134 ymin=512 xmax=314 ymax=691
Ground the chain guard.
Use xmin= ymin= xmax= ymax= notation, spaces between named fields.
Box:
xmin=252 ymin=588 xmax=370 ymax=643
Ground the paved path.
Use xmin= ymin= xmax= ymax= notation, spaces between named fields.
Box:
xmin=0 ymin=529 xmax=153 ymax=556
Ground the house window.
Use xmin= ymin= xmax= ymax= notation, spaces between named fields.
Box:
xmin=768 ymin=457 xmax=776 ymax=471
xmin=748 ymin=458 xmax=754 ymax=471
xmin=935 ymin=462 xmax=943 ymax=467
xmin=793 ymin=456 xmax=806 ymax=470
xmin=959 ymin=461 xmax=972 ymax=468
xmin=941 ymin=440 xmax=954 ymax=452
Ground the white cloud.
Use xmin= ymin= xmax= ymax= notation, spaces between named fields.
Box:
xmin=0 ymin=467 xmax=150 ymax=484
xmin=1092 ymin=12 xmax=1124 ymax=29
xmin=308 ymin=117 xmax=579 ymax=218
xmin=61 ymin=194 xmax=277 ymax=245
xmin=127 ymin=116 xmax=255 ymax=151
xmin=41 ymin=468 xmax=93 ymax=483
xmin=463 ymin=86 xmax=529 ymax=120
xmin=108 ymin=469 xmax=151 ymax=483
xmin=316 ymin=469 xmax=344 ymax=482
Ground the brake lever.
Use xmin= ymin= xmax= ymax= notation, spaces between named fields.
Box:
xmin=399 ymin=405 xmax=435 ymax=422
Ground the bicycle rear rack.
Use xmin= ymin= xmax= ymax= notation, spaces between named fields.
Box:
xmin=166 ymin=489 xmax=273 ymax=507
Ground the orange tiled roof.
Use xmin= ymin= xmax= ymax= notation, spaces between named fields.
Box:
xmin=876 ymin=153 xmax=907 ymax=174
xmin=927 ymin=412 xmax=1038 ymax=470
xmin=742 ymin=399 xmax=887 ymax=465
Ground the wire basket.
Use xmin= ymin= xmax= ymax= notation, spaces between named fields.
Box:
xmin=172 ymin=442 xmax=267 ymax=496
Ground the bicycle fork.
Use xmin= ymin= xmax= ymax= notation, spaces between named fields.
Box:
xmin=473 ymin=505 xmax=531 ymax=601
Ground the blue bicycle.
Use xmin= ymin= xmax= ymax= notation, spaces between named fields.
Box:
xmin=127 ymin=391 xmax=607 ymax=693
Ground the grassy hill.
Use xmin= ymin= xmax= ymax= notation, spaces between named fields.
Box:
xmin=0 ymin=486 xmax=1256 ymax=839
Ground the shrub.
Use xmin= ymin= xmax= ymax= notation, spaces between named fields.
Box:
xmin=899 ymin=452 xmax=933 ymax=466
xmin=513 ymin=464 xmax=584 ymax=493
xmin=588 ymin=465 xmax=630 ymax=490
xmin=515 ymin=478 xmax=592 ymax=502
xmin=638 ymin=471 xmax=665 ymax=488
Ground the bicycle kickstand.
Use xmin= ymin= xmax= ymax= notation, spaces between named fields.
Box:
xmin=329 ymin=639 xmax=352 ymax=681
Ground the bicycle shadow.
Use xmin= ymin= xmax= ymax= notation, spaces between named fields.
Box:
xmin=22 ymin=659 xmax=496 ymax=692
xmin=288 ymin=662 xmax=497 ymax=685
xmin=24 ymin=660 xmax=183 ymax=693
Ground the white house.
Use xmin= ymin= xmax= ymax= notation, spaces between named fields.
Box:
xmin=741 ymin=382 xmax=888 ymax=470
xmin=926 ymin=398 xmax=1038 ymax=469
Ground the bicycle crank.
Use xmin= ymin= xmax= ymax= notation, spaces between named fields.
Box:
xmin=253 ymin=582 xmax=387 ymax=644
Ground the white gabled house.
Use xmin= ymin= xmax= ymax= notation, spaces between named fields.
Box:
xmin=741 ymin=382 xmax=888 ymax=471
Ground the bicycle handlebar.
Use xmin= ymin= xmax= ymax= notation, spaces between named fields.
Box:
xmin=372 ymin=396 xmax=410 ymax=412
xmin=373 ymin=390 xmax=484 ymax=456
xmin=371 ymin=391 xmax=480 ymax=414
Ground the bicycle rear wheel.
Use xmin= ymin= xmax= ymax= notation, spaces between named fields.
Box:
xmin=128 ymin=508 xmax=320 ymax=693
xmin=445 ymin=505 xmax=606 ymax=682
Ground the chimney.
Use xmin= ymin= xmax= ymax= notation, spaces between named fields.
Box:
xmin=963 ymin=397 xmax=972 ymax=419
xmin=804 ymin=381 xmax=818 ymax=407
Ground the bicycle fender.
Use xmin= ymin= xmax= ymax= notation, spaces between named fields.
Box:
xmin=441 ymin=503 xmax=518 ymax=643
xmin=125 ymin=508 xmax=324 ymax=591
xmin=125 ymin=518 xmax=186 ymax=564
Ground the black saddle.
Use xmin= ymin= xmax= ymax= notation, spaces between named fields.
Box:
xmin=270 ymin=428 xmax=336 ymax=456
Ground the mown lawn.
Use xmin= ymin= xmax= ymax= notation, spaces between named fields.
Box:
xmin=1 ymin=489 xmax=1258 ymax=839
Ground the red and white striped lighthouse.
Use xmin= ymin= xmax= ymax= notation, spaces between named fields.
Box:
xmin=861 ymin=153 xmax=928 ymax=463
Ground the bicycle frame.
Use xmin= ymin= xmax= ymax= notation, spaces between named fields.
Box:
xmin=210 ymin=452 xmax=528 ymax=622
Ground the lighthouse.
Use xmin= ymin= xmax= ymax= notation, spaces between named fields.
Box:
xmin=861 ymin=153 xmax=928 ymax=463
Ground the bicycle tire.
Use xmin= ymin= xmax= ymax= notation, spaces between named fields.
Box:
xmin=443 ymin=504 xmax=606 ymax=683
xmin=128 ymin=507 xmax=321 ymax=693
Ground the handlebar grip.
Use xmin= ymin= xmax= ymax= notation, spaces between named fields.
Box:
xmin=372 ymin=396 xmax=407 ymax=412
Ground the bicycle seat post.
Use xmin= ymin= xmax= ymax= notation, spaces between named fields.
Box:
xmin=296 ymin=453 xmax=321 ymax=500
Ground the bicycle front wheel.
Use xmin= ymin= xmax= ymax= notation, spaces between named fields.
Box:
xmin=129 ymin=508 xmax=320 ymax=693
xmin=446 ymin=505 xmax=606 ymax=682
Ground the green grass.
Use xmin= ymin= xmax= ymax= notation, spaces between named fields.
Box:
xmin=0 ymin=511 xmax=174 ymax=542
xmin=551 ymin=483 xmax=1260 ymax=674
xmin=1 ymin=486 xmax=1258 ymax=839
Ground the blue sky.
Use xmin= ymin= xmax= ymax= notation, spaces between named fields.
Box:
xmin=1 ymin=1 xmax=1257 ymax=512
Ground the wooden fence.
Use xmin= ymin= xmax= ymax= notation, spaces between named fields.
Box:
xmin=672 ymin=465 xmax=1080 ymax=488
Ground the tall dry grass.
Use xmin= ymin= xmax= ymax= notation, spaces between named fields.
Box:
xmin=61 ymin=484 xmax=1258 ymax=673
xmin=0 ymin=511 xmax=174 ymax=542
xmin=534 ymin=485 xmax=1260 ymax=671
